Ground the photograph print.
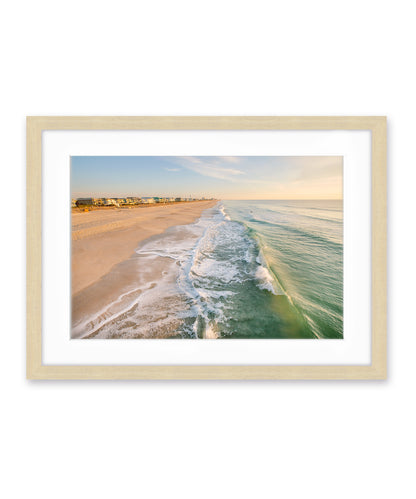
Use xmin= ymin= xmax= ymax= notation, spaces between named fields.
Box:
xmin=71 ymin=156 xmax=343 ymax=340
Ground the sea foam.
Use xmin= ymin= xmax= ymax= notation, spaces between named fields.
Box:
xmin=255 ymin=265 xmax=278 ymax=295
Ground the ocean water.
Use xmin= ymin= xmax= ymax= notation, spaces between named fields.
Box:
xmin=220 ymin=200 xmax=343 ymax=339
xmin=78 ymin=200 xmax=342 ymax=339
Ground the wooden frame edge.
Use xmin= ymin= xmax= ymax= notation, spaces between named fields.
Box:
xmin=26 ymin=116 xmax=387 ymax=380
xmin=27 ymin=117 xmax=43 ymax=380
xmin=27 ymin=115 xmax=384 ymax=130
xmin=371 ymin=117 xmax=387 ymax=379
xmin=28 ymin=364 xmax=385 ymax=381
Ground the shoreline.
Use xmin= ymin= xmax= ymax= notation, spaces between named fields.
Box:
xmin=71 ymin=199 xmax=218 ymax=295
xmin=71 ymin=200 xmax=219 ymax=338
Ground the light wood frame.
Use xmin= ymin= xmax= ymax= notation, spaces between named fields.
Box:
xmin=26 ymin=116 xmax=387 ymax=380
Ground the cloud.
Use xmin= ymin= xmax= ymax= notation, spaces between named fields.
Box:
xmin=174 ymin=156 xmax=245 ymax=181
xmin=165 ymin=167 xmax=181 ymax=172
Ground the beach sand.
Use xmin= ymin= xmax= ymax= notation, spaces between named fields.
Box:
xmin=72 ymin=200 xmax=217 ymax=295
xmin=71 ymin=200 xmax=217 ymax=338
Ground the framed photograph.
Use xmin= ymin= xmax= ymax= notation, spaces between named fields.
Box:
xmin=27 ymin=116 xmax=386 ymax=379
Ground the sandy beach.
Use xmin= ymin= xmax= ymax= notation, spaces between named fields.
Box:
xmin=71 ymin=200 xmax=218 ymax=338
xmin=72 ymin=200 xmax=217 ymax=295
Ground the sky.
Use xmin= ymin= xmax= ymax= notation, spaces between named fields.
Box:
xmin=71 ymin=156 xmax=343 ymax=200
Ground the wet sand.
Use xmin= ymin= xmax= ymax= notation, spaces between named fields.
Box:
xmin=72 ymin=200 xmax=217 ymax=296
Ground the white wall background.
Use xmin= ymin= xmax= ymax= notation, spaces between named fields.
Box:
xmin=0 ymin=1 xmax=413 ymax=498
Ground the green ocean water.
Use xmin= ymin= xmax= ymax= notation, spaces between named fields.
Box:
xmin=179 ymin=200 xmax=343 ymax=339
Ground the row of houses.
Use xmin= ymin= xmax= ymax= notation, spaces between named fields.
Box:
xmin=72 ymin=196 xmax=207 ymax=208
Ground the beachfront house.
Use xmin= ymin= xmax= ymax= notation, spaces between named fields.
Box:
xmin=141 ymin=197 xmax=156 ymax=204
xmin=76 ymin=198 xmax=95 ymax=207
xmin=126 ymin=197 xmax=140 ymax=204
xmin=103 ymin=198 xmax=119 ymax=206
